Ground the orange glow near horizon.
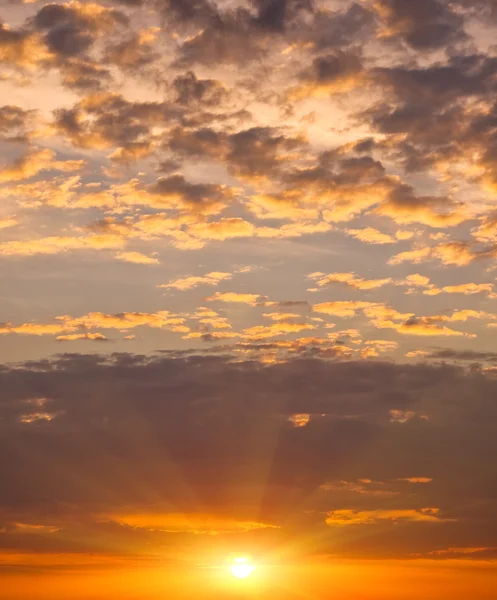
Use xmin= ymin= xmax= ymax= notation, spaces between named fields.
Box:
xmin=2 ymin=558 xmax=497 ymax=600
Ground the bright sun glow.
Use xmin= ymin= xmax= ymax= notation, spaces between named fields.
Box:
xmin=230 ymin=557 xmax=255 ymax=579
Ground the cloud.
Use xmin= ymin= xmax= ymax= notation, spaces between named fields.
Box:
xmin=290 ymin=50 xmax=365 ymax=99
xmin=159 ymin=271 xmax=233 ymax=291
xmin=407 ymin=348 xmax=497 ymax=364
xmin=423 ymin=282 xmax=494 ymax=296
xmin=31 ymin=1 xmax=128 ymax=59
xmin=0 ymin=310 xmax=188 ymax=337
xmin=345 ymin=227 xmax=412 ymax=245
xmin=56 ymin=332 xmax=108 ymax=342
xmin=0 ymin=104 xmax=36 ymax=142
xmin=0 ymin=216 xmax=17 ymax=230
xmin=0 ymin=175 xmax=81 ymax=208
xmin=114 ymin=251 xmax=159 ymax=265
xmin=242 ymin=321 xmax=317 ymax=339
xmin=313 ymin=301 xmax=377 ymax=318
xmin=363 ymin=305 xmax=481 ymax=338
xmin=308 ymin=272 xmax=393 ymax=291
xmin=149 ymin=175 xmax=234 ymax=214
xmin=373 ymin=0 xmax=467 ymax=50
xmin=389 ymin=242 xmax=486 ymax=267
xmin=376 ymin=183 xmax=470 ymax=228
xmin=0 ymin=233 xmax=126 ymax=257
xmin=109 ymin=512 xmax=278 ymax=534
xmin=326 ymin=508 xmax=451 ymax=527
xmin=206 ymin=291 xmax=263 ymax=305
xmin=103 ymin=27 xmax=160 ymax=72
xmin=0 ymin=148 xmax=84 ymax=183
xmin=398 ymin=275 xmax=495 ymax=297
xmin=1 ymin=354 xmax=497 ymax=560
xmin=0 ymin=20 xmax=52 ymax=70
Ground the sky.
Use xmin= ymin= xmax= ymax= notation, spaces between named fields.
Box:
xmin=1 ymin=0 xmax=497 ymax=597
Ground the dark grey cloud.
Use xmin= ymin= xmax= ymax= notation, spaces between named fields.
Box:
xmin=103 ymin=32 xmax=160 ymax=72
xmin=297 ymin=50 xmax=363 ymax=86
xmin=149 ymin=174 xmax=233 ymax=208
xmin=172 ymin=71 xmax=230 ymax=107
xmin=59 ymin=59 xmax=113 ymax=92
xmin=168 ymin=125 xmax=304 ymax=178
xmin=417 ymin=348 xmax=497 ymax=363
xmin=303 ymin=2 xmax=375 ymax=51
xmin=1 ymin=354 xmax=497 ymax=560
xmin=374 ymin=0 xmax=468 ymax=51
xmin=32 ymin=2 xmax=128 ymax=57
xmin=0 ymin=105 xmax=34 ymax=142
xmin=251 ymin=0 xmax=313 ymax=31
xmin=52 ymin=94 xmax=181 ymax=159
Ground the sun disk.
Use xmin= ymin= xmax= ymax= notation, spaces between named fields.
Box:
xmin=230 ymin=557 xmax=255 ymax=579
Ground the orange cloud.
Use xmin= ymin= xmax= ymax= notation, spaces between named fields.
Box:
xmin=424 ymin=282 xmax=494 ymax=296
xmin=0 ymin=148 xmax=84 ymax=184
xmin=159 ymin=271 xmax=234 ymax=291
xmin=0 ymin=234 xmax=126 ymax=256
xmin=389 ymin=242 xmax=478 ymax=267
xmin=0 ymin=176 xmax=82 ymax=208
xmin=308 ymin=271 xmax=392 ymax=290
xmin=326 ymin=508 xmax=451 ymax=526
xmin=243 ymin=321 xmax=317 ymax=339
xmin=109 ymin=512 xmax=278 ymax=534
xmin=206 ymin=292 xmax=262 ymax=305
xmin=56 ymin=333 xmax=108 ymax=342
xmin=313 ymin=301 xmax=377 ymax=318
xmin=0 ymin=216 xmax=17 ymax=229
xmin=288 ymin=413 xmax=311 ymax=427
xmin=115 ymin=251 xmax=159 ymax=265
xmin=345 ymin=227 xmax=412 ymax=245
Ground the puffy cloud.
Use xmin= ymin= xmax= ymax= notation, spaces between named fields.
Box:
xmin=0 ymin=148 xmax=84 ymax=184
xmin=373 ymin=0 xmax=467 ymax=50
xmin=187 ymin=218 xmax=256 ymax=240
xmin=424 ymin=282 xmax=494 ymax=296
xmin=31 ymin=1 xmax=128 ymax=59
xmin=171 ymin=70 xmax=230 ymax=107
xmin=206 ymin=291 xmax=263 ymax=305
xmin=56 ymin=332 xmax=108 ymax=342
xmin=114 ymin=251 xmax=159 ymax=264
xmin=389 ymin=242 xmax=488 ymax=267
xmin=159 ymin=271 xmax=233 ymax=291
xmin=183 ymin=330 xmax=239 ymax=341
xmin=242 ymin=321 xmax=317 ymax=339
xmin=313 ymin=301 xmax=377 ymax=318
xmin=0 ymin=176 xmax=81 ymax=208
xmin=52 ymin=93 xmax=178 ymax=158
xmin=0 ymin=105 xmax=36 ymax=142
xmin=345 ymin=227 xmax=412 ymax=245
xmin=398 ymin=274 xmax=495 ymax=297
xmin=308 ymin=271 xmax=393 ymax=291
xmin=290 ymin=50 xmax=365 ymax=99
xmin=103 ymin=27 xmax=160 ymax=72
xmin=0 ymin=216 xmax=17 ymax=230
xmin=0 ymin=233 xmax=126 ymax=257
xmin=0 ymin=310 xmax=187 ymax=337
xmin=376 ymin=184 xmax=470 ymax=228
xmin=0 ymin=21 xmax=52 ymax=70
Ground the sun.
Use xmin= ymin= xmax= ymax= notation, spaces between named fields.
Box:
xmin=230 ymin=557 xmax=255 ymax=579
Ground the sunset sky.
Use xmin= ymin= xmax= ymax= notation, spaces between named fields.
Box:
xmin=1 ymin=0 xmax=497 ymax=598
